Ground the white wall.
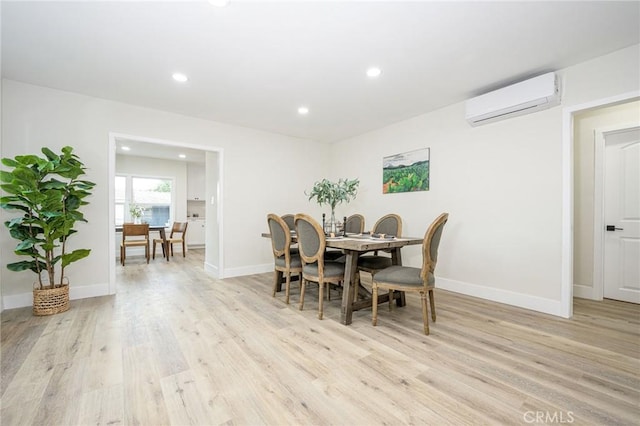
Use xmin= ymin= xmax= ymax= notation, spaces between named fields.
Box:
xmin=2 ymin=44 xmax=638 ymax=315
xmin=1 ymin=80 xmax=328 ymax=308
xmin=329 ymin=45 xmax=640 ymax=316
xmin=573 ymin=101 xmax=640 ymax=298
xmin=205 ymin=151 xmax=221 ymax=275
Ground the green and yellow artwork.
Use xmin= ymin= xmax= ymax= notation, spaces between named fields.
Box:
xmin=383 ymin=148 xmax=430 ymax=194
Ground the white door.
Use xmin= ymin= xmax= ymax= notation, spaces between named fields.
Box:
xmin=603 ymin=127 xmax=640 ymax=303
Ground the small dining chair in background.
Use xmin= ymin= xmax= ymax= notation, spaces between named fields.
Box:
xmin=120 ymin=223 xmax=150 ymax=265
xmin=153 ymin=221 xmax=188 ymax=259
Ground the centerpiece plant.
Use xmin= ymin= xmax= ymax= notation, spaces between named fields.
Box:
xmin=129 ymin=203 xmax=145 ymax=223
xmin=1 ymin=146 xmax=95 ymax=314
xmin=306 ymin=178 xmax=359 ymax=232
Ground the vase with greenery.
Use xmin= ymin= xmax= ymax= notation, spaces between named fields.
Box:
xmin=1 ymin=146 xmax=95 ymax=313
xmin=129 ymin=203 xmax=145 ymax=223
xmin=306 ymin=177 xmax=359 ymax=233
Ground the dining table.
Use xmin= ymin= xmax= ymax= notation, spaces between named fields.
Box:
xmin=116 ymin=224 xmax=170 ymax=262
xmin=325 ymin=234 xmax=423 ymax=324
xmin=262 ymin=231 xmax=423 ymax=325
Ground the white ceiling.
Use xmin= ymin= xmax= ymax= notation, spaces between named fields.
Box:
xmin=2 ymin=1 xmax=639 ymax=143
xmin=115 ymin=137 xmax=208 ymax=164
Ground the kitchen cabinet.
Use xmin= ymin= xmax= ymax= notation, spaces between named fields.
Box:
xmin=187 ymin=219 xmax=206 ymax=247
xmin=187 ymin=163 xmax=205 ymax=200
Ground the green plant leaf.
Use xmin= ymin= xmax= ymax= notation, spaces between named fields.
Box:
xmin=1 ymin=158 xmax=20 ymax=168
xmin=7 ymin=260 xmax=44 ymax=274
xmin=1 ymin=146 xmax=95 ymax=284
xmin=62 ymin=249 xmax=91 ymax=268
xmin=41 ymin=147 xmax=58 ymax=161
xmin=306 ymin=177 xmax=359 ymax=211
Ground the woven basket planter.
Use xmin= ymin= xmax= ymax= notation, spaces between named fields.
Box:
xmin=33 ymin=284 xmax=70 ymax=316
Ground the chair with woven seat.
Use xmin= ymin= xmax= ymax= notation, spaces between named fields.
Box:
xmin=294 ymin=213 xmax=346 ymax=319
xmin=357 ymin=213 xmax=403 ymax=280
xmin=267 ymin=213 xmax=302 ymax=304
xmin=153 ymin=221 xmax=188 ymax=259
xmin=372 ymin=212 xmax=449 ymax=335
xmin=120 ymin=223 xmax=150 ymax=265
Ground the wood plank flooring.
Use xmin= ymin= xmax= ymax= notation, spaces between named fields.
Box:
xmin=1 ymin=249 xmax=639 ymax=425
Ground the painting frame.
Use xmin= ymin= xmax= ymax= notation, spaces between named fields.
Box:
xmin=382 ymin=148 xmax=430 ymax=194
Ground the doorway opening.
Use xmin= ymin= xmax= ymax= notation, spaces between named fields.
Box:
xmin=107 ymin=133 xmax=224 ymax=295
xmin=565 ymin=93 xmax=640 ymax=317
xmin=595 ymin=125 xmax=639 ymax=303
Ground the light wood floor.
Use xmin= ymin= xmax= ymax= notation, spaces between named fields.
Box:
xmin=1 ymin=249 xmax=639 ymax=425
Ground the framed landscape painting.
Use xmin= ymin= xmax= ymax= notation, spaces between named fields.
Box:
xmin=382 ymin=148 xmax=430 ymax=194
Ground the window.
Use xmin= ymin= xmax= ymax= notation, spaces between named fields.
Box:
xmin=115 ymin=175 xmax=174 ymax=226
xmin=115 ymin=176 xmax=126 ymax=225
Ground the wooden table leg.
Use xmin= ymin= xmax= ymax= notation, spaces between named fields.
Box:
xmin=391 ymin=248 xmax=406 ymax=307
xmin=159 ymin=228 xmax=170 ymax=262
xmin=340 ymin=250 xmax=359 ymax=325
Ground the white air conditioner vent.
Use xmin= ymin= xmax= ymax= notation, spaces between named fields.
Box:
xmin=465 ymin=72 xmax=560 ymax=126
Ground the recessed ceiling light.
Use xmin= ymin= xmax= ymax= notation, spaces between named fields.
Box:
xmin=179 ymin=154 xmax=186 ymax=159
xmin=208 ymin=0 xmax=230 ymax=7
xmin=366 ymin=67 xmax=382 ymax=78
xmin=298 ymin=106 xmax=309 ymax=115
xmin=121 ymin=146 xmax=131 ymax=151
xmin=172 ymin=73 xmax=188 ymax=83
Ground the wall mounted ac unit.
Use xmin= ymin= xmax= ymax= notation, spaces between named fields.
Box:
xmin=465 ymin=72 xmax=560 ymax=126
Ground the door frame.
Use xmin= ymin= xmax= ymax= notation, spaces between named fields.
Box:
xmin=107 ymin=132 xmax=225 ymax=295
xmin=562 ymin=90 xmax=640 ymax=317
xmin=593 ymin=124 xmax=640 ymax=300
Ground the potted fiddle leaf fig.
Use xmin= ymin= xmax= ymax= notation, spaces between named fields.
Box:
xmin=307 ymin=177 xmax=359 ymax=232
xmin=0 ymin=146 xmax=95 ymax=315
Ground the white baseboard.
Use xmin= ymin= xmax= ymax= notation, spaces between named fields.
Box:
xmin=573 ymin=283 xmax=601 ymax=300
xmin=2 ymin=269 xmax=567 ymax=318
xmin=215 ymin=267 xmax=567 ymax=317
xmin=2 ymin=282 xmax=110 ymax=310
xmin=223 ymin=263 xmax=272 ymax=279
xmin=204 ymin=261 xmax=219 ymax=279
xmin=2 ymin=292 xmax=33 ymax=310
xmin=437 ymin=277 xmax=565 ymax=317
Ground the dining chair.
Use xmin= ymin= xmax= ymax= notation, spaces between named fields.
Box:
xmin=267 ymin=214 xmax=302 ymax=304
xmin=357 ymin=213 xmax=403 ymax=278
xmin=324 ymin=213 xmax=365 ymax=261
xmin=294 ymin=213 xmax=346 ymax=319
xmin=153 ymin=222 xmax=188 ymax=259
xmin=281 ymin=214 xmax=296 ymax=231
xmin=345 ymin=213 xmax=365 ymax=234
xmin=281 ymin=213 xmax=299 ymax=255
xmin=372 ymin=212 xmax=449 ymax=335
xmin=120 ymin=223 xmax=150 ymax=266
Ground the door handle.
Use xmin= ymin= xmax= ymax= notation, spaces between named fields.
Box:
xmin=606 ymin=225 xmax=624 ymax=231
